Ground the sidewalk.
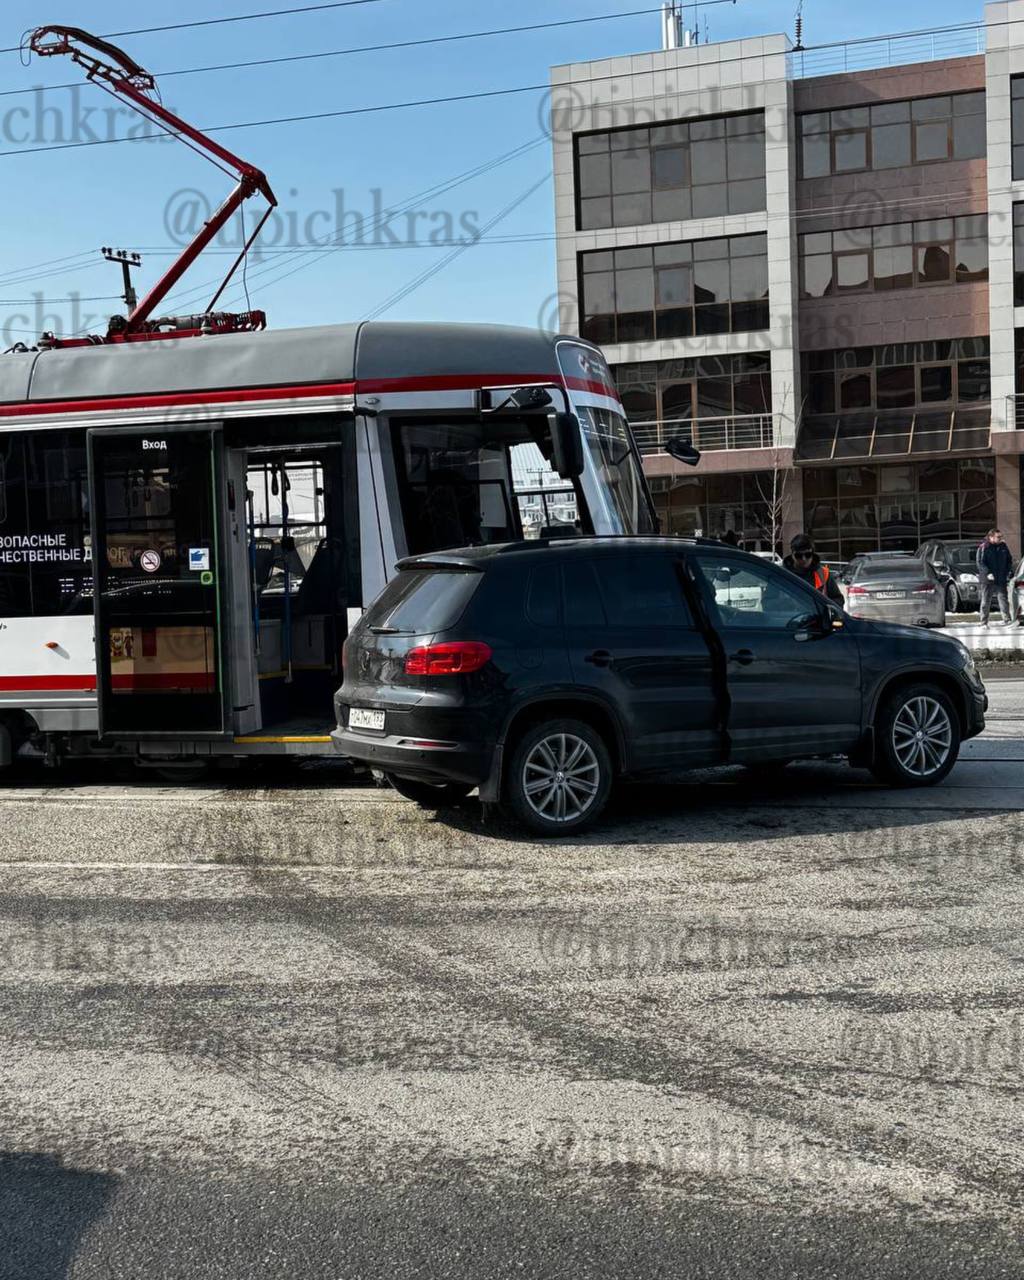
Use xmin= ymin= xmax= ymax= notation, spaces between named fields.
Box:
xmin=946 ymin=619 xmax=1024 ymax=657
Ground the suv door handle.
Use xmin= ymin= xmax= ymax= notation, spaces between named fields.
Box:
xmin=729 ymin=648 xmax=755 ymax=665
xmin=584 ymin=649 xmax=612 ymax=667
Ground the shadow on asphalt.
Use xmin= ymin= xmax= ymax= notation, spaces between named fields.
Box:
xmin=0 ymin=1152 xmax=117 ymax=1278
xmin=0 ymin=756 xmax=368 ymax=792
xmin=414 ymin=761 xmax=1021 ymax=848
xmin=50 ymin=1164 xmax=1023 ymax=1280
xmin=0 ymin=757 xmax=1017 ymax=853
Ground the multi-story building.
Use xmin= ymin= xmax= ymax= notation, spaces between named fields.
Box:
xmin=549 ymin=2 xmax=1024 ymax=560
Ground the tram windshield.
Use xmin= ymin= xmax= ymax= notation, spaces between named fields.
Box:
xmin=576 ymin=404 xmax=655 ymax=536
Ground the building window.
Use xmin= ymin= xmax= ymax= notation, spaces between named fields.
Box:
xmin=1014 ymin=206 xmax=1024 ymax=306
xmin=799 ymin=215 xmax=987 ymax=298
xmin=798 ymin=91 xmax=985 ymax=179
xmin=803 ymin=339 xmax=990 ymax=415
xmin=1013 ymin=78 xmax=1024 ymax=179
xmin=613 ymin=353 xmax=771 ymax=448
xmin=648 ymin=469 xmax=782 ymax=548
xmin=803 ymin=458 xmax=996 ymax=557
xmin=579 ymin=233 xmax=768 ymax=344
xmin=574 ymin=112 xmax=765 ymax=231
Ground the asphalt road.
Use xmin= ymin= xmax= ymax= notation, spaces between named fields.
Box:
xmin=1 ymin=679 xmax=1023 ymax=1278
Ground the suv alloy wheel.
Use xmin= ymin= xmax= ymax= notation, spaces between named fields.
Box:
xmin=871 ymin=683 xmax=961 ymax=787
xmin=504 ymin=717 xmax=613 ymax=836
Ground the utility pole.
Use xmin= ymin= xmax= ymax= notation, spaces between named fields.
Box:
xmin=102 ymin=247 xmax=142 ymax=313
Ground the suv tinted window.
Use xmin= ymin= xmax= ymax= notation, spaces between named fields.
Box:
xmin=595 ymin=553 xmax=693 ymax=628
xmin=526 ymin=565 xmax=562 ymax=628
xmin=563 ymin=560 xmax=606 ymax=627
xmin=363 ymin=568 xmax=482 ymax=633
xmin=693 ymin=552 xmax=817 ymax=629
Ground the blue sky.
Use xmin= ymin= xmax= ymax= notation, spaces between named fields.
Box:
xmin=0 ymin=0 xmax=991 ymax=343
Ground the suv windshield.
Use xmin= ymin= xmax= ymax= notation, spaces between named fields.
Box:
xmin=363 ymin=567 xmax=482 ymax=634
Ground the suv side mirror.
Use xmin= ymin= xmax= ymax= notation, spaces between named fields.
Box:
xmin=792 ymin=611 xmax=825 ymax=642
xmin=550 ymin=410 xmax=584 ymax=480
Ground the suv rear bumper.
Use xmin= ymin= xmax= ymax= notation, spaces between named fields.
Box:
xmin=331 ymin=726 xmax=493 ymax=787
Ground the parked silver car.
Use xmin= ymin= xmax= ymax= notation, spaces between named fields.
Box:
xmin=844 ymin=556 xmax=946 ymax=628
xmin=839 ymin=551 xmax=908 ymax=586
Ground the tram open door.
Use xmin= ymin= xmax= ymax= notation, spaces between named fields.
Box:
xmin=237 ymin=436 xmax=356 ymax=744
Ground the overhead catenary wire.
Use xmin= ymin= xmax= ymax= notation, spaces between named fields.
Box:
xmin=0 ymin=294 xmax=119 ymax=304
xmin=361 ymin=173 xmax=553 ymax=320
xmin=0 ymin=14 xmax=1006 ymax=165
xmin=0 ymin=13 xmax=1013 ymax=324
xmin=6 ymin=174 xmax=1019 ymax=331
xmin=0 ymin=0 xmax=396 ymax=56
xmin=4 ymin=173 xmax=1017 ymax=309
xmin=154 ymin=134 xmax=549 ymax=314
xmin=3 ymin=134 xmax=550 ymax=333
xmin=0 ymin=5 xmax=743 ymax=100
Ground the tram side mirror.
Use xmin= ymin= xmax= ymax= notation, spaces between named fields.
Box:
xmin=665 ymin=437 xmax=701 ymax=466
xmin=550 ymin=410 xmax=584 ymax=481
xmin=477 ymin=386 xmax=553 ymax=413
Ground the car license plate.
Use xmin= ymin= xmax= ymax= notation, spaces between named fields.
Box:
xmin=875 ymin=591 xmax=906 ymax=599
xmin=349 ymin=708 xmax=385 ymax=731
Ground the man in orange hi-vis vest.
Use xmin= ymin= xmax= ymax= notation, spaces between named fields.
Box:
xmin=782 ymin=533 xmax=844 ymax=604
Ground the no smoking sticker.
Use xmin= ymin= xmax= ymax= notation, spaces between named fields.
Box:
xmin=140 ymin=550 xmax=161 ymax=574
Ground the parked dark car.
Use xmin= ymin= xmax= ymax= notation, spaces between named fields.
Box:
xmin=332 ymin=539 xmax=987 ymax=835
xmin=916 ymin=539 xmax=983 ymax=612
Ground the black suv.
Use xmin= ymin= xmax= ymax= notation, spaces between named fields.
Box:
xmin=332 ymin=538 xmax=987 ymax=835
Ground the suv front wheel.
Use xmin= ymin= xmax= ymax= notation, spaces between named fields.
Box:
xmin=504 ymin=718 xmax=613 ymax=836
xmin=871 ymin=683 xmax=961 ymax=787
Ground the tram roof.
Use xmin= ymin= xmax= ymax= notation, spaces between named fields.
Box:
xmin=0 ymin=321 xmax=579 ymax=406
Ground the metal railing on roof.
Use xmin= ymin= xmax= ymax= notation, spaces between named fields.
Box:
xmin=630 ymin=413 xmax=773 ymax=455
xmin=790 ymin=22 xmax=985 ymax=80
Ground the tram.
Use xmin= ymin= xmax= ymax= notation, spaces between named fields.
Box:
xmin=0 ymin=321 xmax=657 ymax=767
xmin=0 ymin=26 xmax=664 ymax=770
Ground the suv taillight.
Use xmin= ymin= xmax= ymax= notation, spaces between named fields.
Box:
xmin=405 ymin=641 xmax=492 ymax=676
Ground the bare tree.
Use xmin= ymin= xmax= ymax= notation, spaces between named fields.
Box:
xmin=751 ymin=381 xmax=803 ymax=556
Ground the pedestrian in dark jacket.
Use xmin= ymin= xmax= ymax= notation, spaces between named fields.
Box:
xmin=783 ymin=533 xmax=843 ymax=604
xmin=977 ymin=528 xmax=1014 ymax=625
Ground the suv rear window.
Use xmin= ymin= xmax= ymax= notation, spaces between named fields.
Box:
xmin=363 ymin=568 xmax=482 ymax=633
